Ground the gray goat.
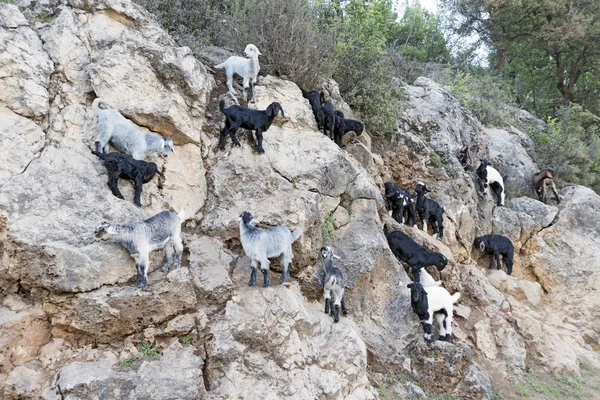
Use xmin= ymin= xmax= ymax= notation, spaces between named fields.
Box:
xmin=239 ymin=211 xmax=302 ymax=287
xmin=94 ymin=209 xmax=185 ymax=289
xmin=320 ymin=245 xmax=348 ymax=322
xmin=92 ymin=98 xmax=175 ymax=160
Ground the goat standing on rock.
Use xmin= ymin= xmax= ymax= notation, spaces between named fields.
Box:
xmin=94 ymin=210 xmax=185 ymax=289
xmin=407 ymin=282 xmax=460 ymax=343
xmin=320 ymin=245 xmax=348 ymax=322
xmin=218 ymin=100 xmax=285 ymax=154
xmin=239 ymin=212 xmax=302 ymax=287
xmin=414 ymin=182 xmax=445 ymax=240
xmin=532 ymin=168 xmax=560 ymax=205
xmin=92 ymin=150 xmax=164 ymax=207
xmin=474 ymin=234 xmax=514 ymax=275
xmin=384 ymin=224 xmax=447 ymax=283
xmin=92 ymin=98 xmax=175 ymax=160
xmin=476 ymin=159 xmax=505 ymax=206
xmin=214 ymin=44 xmax=261 ymax=102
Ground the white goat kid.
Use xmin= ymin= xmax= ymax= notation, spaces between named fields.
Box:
xmin=214 ymin=44 xmax=261 ymax=102
xmin=93 ymin=99 xmax=175 ymax=160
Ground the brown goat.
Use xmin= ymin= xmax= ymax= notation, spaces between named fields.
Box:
xmin=532 ymin=168 xmax=560 ymax=204
xmin=458 ymin=144 xmax=481 ymax=170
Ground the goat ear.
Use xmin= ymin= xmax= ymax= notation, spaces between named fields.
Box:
xmin=479 ymin=241 xmax=485 ymax=252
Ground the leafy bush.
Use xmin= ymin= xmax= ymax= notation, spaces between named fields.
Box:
xmin=531 ymin=105 xmax=600 ymax=193
xmin=447 ymin=70 xmax=515 ymax=127
xmin=227 ymin=0 xmax=335 ymax=89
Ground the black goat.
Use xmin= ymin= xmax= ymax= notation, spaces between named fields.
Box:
xmin=320 ymin=92 xmax=336 ymax=140
xmin=92 ymin=150 xmax=164 ymax=207
xmin=302 ymin=90 xmax=324 ymax=130
xmin=218 ymin=100 xmax=285 ymax=154
xmin=384 ymin=182 xmax=417 ymax=226
xmin=474 ymin=234 xmax=514 ymax=275
xmin=332 ymin=110 xmax=364 ymax=147
xmin=476 ymin=159 xmax=505 ymax=206
xmin=414 ymin=183 xmax=445 ymax=240
xmin=384 ymin=224 xmax=447 ymax=283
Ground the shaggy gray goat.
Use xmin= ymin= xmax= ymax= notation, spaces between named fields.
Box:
xmin=239 ymin=211 xmax=302 ymax=287
xmin=93 ymin=98 xmax=175 ymax=160
xmin=214 ymin=44 xmax=261 ymax=102
xmin=320 ymin=245 xmax=348 ymax=322
xmin=94 ymin=209 xmax=185 ymax=289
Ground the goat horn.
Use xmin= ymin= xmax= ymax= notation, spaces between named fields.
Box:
xmin=171 ymin=148 xmax=176 ymax=154
xmin=333 ymin=254 xmax=341 ymax=260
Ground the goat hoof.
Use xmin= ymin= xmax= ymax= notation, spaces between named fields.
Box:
xmin=263 ymin=282 xmax=270 ymax=288
xmin=162 ymin=265 xmax=170 ymax=273
xmin=248 ymin=280 xmax=255 ymax=287
xmin=334 ymin=318 xmax=339 ymax=323
xmin=342 ymin=311 xmax=348 ymax=316
xmin=257 ymin=148 xmax=265 ymax=154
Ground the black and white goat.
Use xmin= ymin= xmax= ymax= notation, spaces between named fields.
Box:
xmin=332 ymin=110 xmax=364 ymax=147
xmin=92 ymin=150 xmax=164 ymax=207
xmin=94 ymin=209 xmax=185 ymax=289
xmin=218 ymin=100 xmax=285 ymax=154
xmin=476 ymin=159 xmax=505 ymax=206
xmin=474 ymin=234 xmax=514 ymax=275
xmin=414 ymin=182 xmax=445 ymax=240
xmin=320 ymin=245 xmax=348 ymax=322
xmin=239 ymin=211 xmax=302 ymax=287
xmin=93 ymin=99 xmax=175 ymax=160
xmin=384 ymin=182 xmax=417 ymax=227
xmin=384 ymin=224 xmax=447 ymax=283
xmin=407 ymin=282 xmax=461 ymax=343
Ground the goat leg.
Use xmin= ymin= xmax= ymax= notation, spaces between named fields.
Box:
xmin=218 ymin=127 xmax=228 ymax=150
xmin=133 ymin=174 xmax=144 ymax=207
xmin=261 ymin=268 xmax=270 ymax=288
xmin=230 ymin=130 xmax=241 ymax=147
xmin=551 ymin=180 xmax=560 ymax=204
xmin=107 ymin=173 xmax=125 ymax=200
xmin=255 ymin=129 xmax=265 ymax=154
xmin=334 ymin=304 xmax=340 ymax=323
xmin=341 ymin=296 xmax=348 ymax=316
xmin=324 ymin=298 xmax=330 ymax=314
xmin=135 ymin=262 xmax=143 ymax=287
xmin=495 ymin=251 xmax=502 ymax=270
xmin=162 ymin=244 xmax=174 ymax=273
xmin=248 ymin=266 xmax=257 ymax=287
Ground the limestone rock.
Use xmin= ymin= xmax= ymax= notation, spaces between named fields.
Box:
xmin=46 ymin=268 xmax=197 ymax=342
xmin=46 ymin=342 xmax=203 ymax=400
xmin=0 ymin=4 xmax=53 ymax=118
xmin=486 ymin=270 xmax=543 ymax=306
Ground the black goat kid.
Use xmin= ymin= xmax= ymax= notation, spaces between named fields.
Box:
xmin=414 ymin=183 xmax=445 ymax=240
xmin=332 ymin=110 xmax=364 ymax=147
xmin=218 ymin=100 xmax=285 ymax=154
xmin=302 ymin=90 xmax=324 ymax=130
xmin=384 ymin=224 xmax=447 ymax=283
xmin=92 ymin=151 xmax=164 ymax=207
xmin=474 ymin=234 xmax=514 ymax=275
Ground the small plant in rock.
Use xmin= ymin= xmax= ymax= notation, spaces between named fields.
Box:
xmin=138 ymin=342 xmax=161 ymax=360
xmin=321 ymin=214 xmax=335 ymax=243
xmin=430 ymin=152 xmax=444 ymax=168
xmin=515 ymin=383 xmax=529 ymax=397
xmin=118 ymin=357 xmax=138 ymax=369
xmin=179 ymin=335 xmax=193 ymax=345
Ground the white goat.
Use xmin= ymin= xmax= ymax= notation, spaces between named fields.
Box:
xmin=238 ymin=211 xmax=302 ymax=287
xmin=92 ymin=98 xmax=175 ymax=160
xmin=214 ymin=44 xmax=261 ymax=102
xmin=94 ymin=209 xmax=185 ymax=289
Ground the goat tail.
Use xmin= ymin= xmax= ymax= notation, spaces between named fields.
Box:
xmin=177 ymin=208 xmax=186 ymax=222
xmin=291 ymin=228 xmax=303 ymax=243
xmin=219 ymin=99 xmax=226 ymax=113
xmin=214 ymin=62 xmax=225 ymax=69
xmin=450 ymin=292 xmax=461 ymax=304
xmin=92 ymin=98 xmax=102 ymax=114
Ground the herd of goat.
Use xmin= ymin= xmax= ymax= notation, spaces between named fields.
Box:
xmin=90 ymin=44 xmax=561 ymax=344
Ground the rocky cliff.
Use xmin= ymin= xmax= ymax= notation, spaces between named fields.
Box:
xmin=1 ymin=1 xmax=599 ymax=399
